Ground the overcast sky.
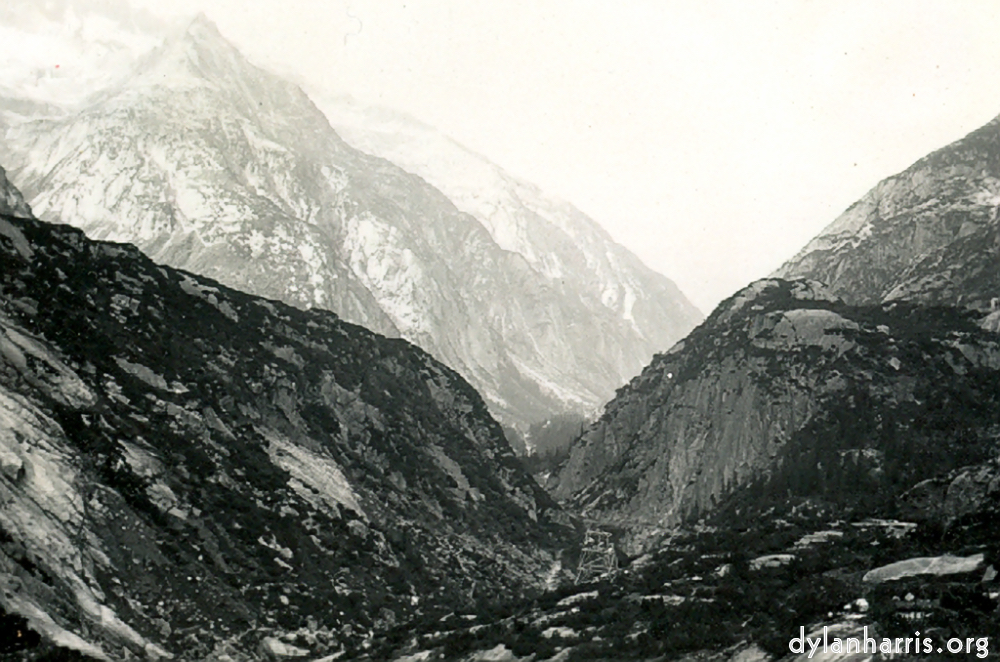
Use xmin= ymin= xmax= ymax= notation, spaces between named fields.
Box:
xmin=26 ymin=1 xmax=1000 ymax=311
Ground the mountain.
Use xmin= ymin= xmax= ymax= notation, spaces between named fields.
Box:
xmin=550 ymin=278 xmax=1000 ymax=552
xmin=353 ymin=283 xmax=1000 ymax=660
xmin=0 ymin=14 xmax=701 ymax=447
xmin=548 ymin=113 xmax=1000 ymax=550
xmin=0 ymin=171 xmax=573 ymax=660
xmin=316 ymin=94 xmax=701 ymax=373
xmin=774 ymin=113 xmax=1000 ymax=309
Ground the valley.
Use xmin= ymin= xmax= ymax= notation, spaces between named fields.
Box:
xmin=0 ymin=189 xmax=573 ymax=660
xmin=0 ymin=5 xmax=999 ymax=662
xmin=0 ymin=15 xmax=701 ymax=456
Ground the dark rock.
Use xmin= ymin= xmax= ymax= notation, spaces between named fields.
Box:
xmin=553 ymin=278 xmax=1000 ymax=552
xmin=0 ymin=191 xmax=573 ymax=659
xmin=1 ymin=15 xmax=701 ymax=444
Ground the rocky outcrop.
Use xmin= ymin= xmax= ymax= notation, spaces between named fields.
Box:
xmin=1 ymin=14 xmax=701 ymax=444
xmin=862 ymin=554 xmax=985 ymax=584
xmin=0 ymin=197 xmax=573 ymax=659
xmin=0 ymin=164 xmax=31 ymax=218
xmin=774 ymin=114 xmax=1000 ymax=309
xmin=901 ymin=458 xmax=1000 ymax=528
xmin=358 ymin=507 xmax=1000 ymax=660
xmin=552 ymin=278 xmax=1000 ymax=552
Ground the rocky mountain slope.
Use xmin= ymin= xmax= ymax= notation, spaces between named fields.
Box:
xmin=360 ymin=503 xmax=1000 ymax=661
xmin=0 ymin=13 xmax=701 ymax=446
xmin=0 ymin=169 xmax=573 ymax=661
xmin=317 ymin=94 xmax=701 ymax=383
xmin=551 ymin=278 xmax=1000 ymax=552
xmin=0 ymin=164 xmax=32 ymax=219
xmin=353 ymin=277 xmax=1000 ymax=659
xmin=774 ymin=113 xmax=1000 ymax=308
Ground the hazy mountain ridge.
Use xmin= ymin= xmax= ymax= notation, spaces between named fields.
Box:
xmin=1 ymin=14 xmax=701 ymax=446
xmin=0 ymin=177 xmax=575 ymax=660
xmin=775 ymin=113 xmax=1000 ymax=308
xmin=318 ymin=94 xmax=701 ymax=348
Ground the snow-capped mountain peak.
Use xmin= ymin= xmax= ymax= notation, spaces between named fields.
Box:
xmin=2 ymin=12 xmax=701 ymax=448
xmin=146 ymin=14 xmax=244 ymax=83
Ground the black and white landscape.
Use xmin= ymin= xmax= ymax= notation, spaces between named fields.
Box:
xmin=1 ymin=2 xmax=999 ymax=661
xmin=1 ymin=13 xmax=702 ymax=458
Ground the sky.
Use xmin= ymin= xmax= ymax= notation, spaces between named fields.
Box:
xmin=10 ymin=0 xmax=1000 ymax=312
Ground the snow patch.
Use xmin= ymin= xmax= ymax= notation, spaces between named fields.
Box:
xmin=343 ymin=213 xmax=431 ymax=335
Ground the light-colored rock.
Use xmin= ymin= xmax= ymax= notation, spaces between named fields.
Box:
xmin=775 ymin=114 xmax=1000 ymax=310
xmin=0 ymin=164 xmax=33 ymax=218
xmin=863 ymin=553 xmax=985 ymax=583
xmin=260 ymin=636 xmax=309 ymax=659
xmin=0 ymin=197 xmax=573 ymax=660
xmin=750 ymin=554 xmax=796 ymax=570
xmin=553 ymin=277 xmax=1000 ymax=552
xmin=729 ymin=644 xmax=770 ymax=662
xmin=980 ymin=310 xmax=1000 ymax=333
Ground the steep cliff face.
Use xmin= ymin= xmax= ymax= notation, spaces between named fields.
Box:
xmin=0 ymin=164 xmax=32 ymax=218
xmin=552 ymin=279 xmax=1000 ymax=551
xmin=1 ymin=14 xmax=701 ymax=443
xmin=0 ymin=197 xmax=572 ymax=659
xmin=775 ymin=114 xmax=1000 ymax=308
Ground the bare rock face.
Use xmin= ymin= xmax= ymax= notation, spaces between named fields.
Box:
xmin=0 ymin=15 xmax=701 ymax=444
xmin=552 ymin=278 xmax=1000 ymax=553
xmin=901 ymin=458 xmax=1000 ymax=528
xmin=0 ymin=164 xmax=31 ymax=218
xmin=0 ymin=194 xmax=573 ymax=659
xmin=774 ymin=114 xmax=1000 ymax=309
